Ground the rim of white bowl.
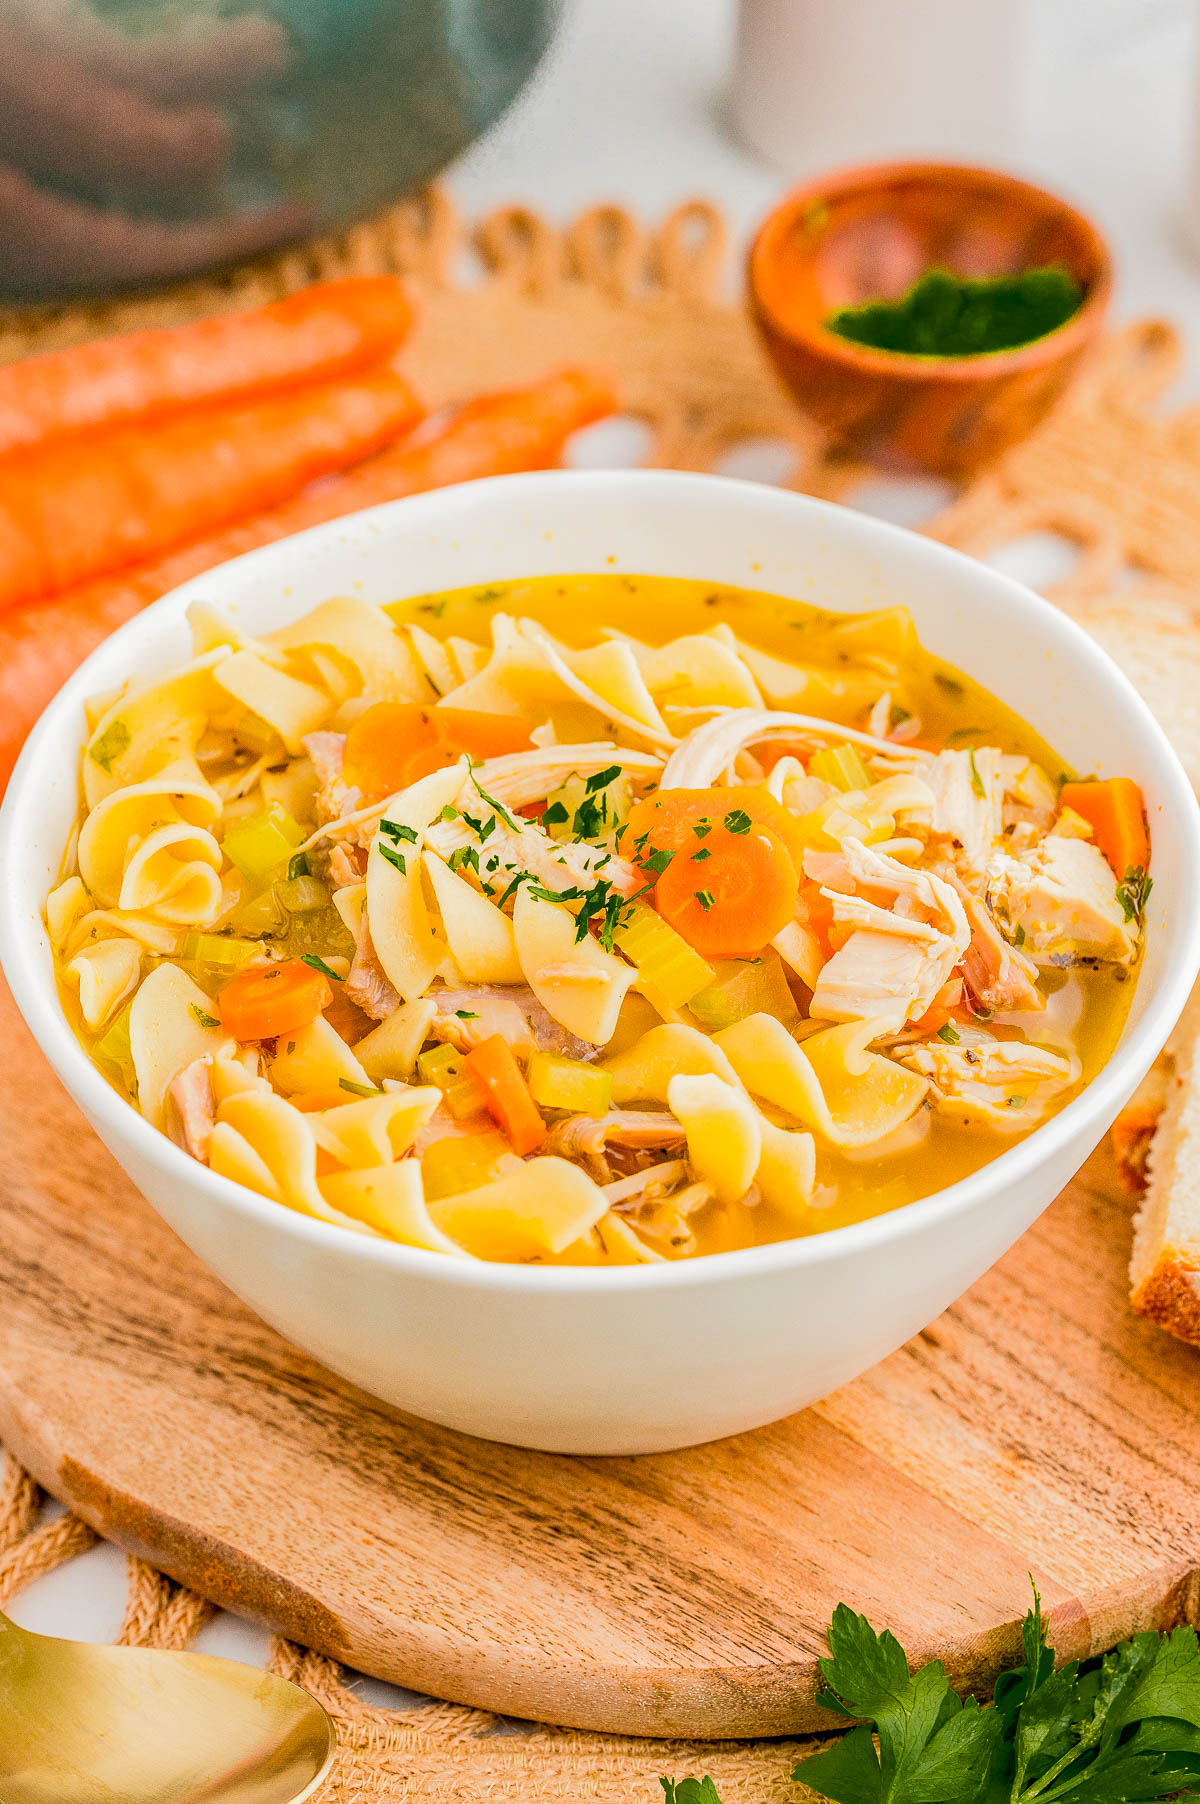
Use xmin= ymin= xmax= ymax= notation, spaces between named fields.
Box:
xmin=3 ymin=468 xmax=1199 ymax=1295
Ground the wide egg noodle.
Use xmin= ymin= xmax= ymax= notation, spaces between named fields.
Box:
xmin=364 ymin=762 xmax=472 ymax=1002
xmin=603 ymin=1023 xmax=741 ymax=1106
xmin=268 ymin=1016 xmax=373 ymax=1097
xmin=427 ymin=1158 xmax=610 ymax=1261
xmin=66 ymin=937 xmax=141 ymax=1030
xmin=209 ymin=1089 xmax=376 ymax=1234
xmin=667 ymin=1073 xmax=762 ymax=1205
xmin=310 ymin=1085 xmax=441 ymax=1169
xmin=423 ymin=851 xmax=523 ymax=985
xmin=128 ymin=962 xmax=233 ymax=1128
xmin=715 ymin=1012 xmax=928 ymax=1149
xmin=320 ymin=1161 xmax=466 ymax=1254
xmin=512 ymin=886 xmax=634 ymax=1045
xmin=264 ymin=598 xmax=427 ymax=706
xmin=211 ymin=650 xmax=332 ymax=754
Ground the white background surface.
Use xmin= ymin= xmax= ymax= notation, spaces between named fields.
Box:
xmin=7 ymin=0 xmax=1200 ymax=1701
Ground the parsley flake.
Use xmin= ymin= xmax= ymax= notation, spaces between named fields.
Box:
xmin=723 ymin=809 xmax=752 ymax=835
xmin=88 ymin=718 xmax=130 ymax=774
xmin=1117 ymin=865 xmax=1153 ymax=924
xmin=190 ymin=1004 xmax=220 ymax=1030
xmin=586 ymin=764 xmax=622 ymax=792
xmin=378 ymin=844 xmax=408 ymax=876
xmin=455 ymin=1009 xmax=479 ymax=1020
xmin=1014 ymin=924 xmax=1027 ymax=947
xmin=379 ymin=818 xmax=418 ymax=844
xmin=694 ymin=889 xmax=715 ymax=911
xmin=338 ymin=1078 xmax=380 ymax=1098
xmin=968 ymin=749 xmax=985 ymax=798
xmin=936 ymin=1023 xmax=960 ymax=1044
xmin=301 ymin=954 xmax=343 ymax=982
xmin=542 ymin=801 xmax=569 ymax=826
xmin=691 ymin=847 xmax=712 ymax=862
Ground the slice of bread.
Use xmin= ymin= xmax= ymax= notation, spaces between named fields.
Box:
xmin=1130 ymin=996 xmax=1200 ymax=1343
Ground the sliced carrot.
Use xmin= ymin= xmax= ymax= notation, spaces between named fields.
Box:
xmin=1058 ymin=778 xmax=1149 ymax=880
xmin=0 ymin=277 xmax=413 ymax=458
xmin=218 ymin=958 xmax=331 ymax=1041
xmin=0 ymin=371 xmax=424 ymax=613
xmin=655 ymin=822 xmax=799 ymax=959
xmin=624 ymin=785 xmax=807 ymax=870
xmin=343 ymin=702 xmax=533 ymax=802
xmin=909 ymin=978 xmax=964 ymax=1037
xmin=464 ymin=1035 xmax=546 ymax=1157
xmin=797 ymin=881 xmax=835 ymax=960
xmin=0 ymin=366 xmax=618 ymax=793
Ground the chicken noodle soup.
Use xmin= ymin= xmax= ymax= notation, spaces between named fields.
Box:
xmin=51 ymin=575 xmax=1149 ymax=1263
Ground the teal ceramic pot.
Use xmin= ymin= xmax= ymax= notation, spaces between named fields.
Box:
xmin=0 ymin=0 xmax=560 ymax=301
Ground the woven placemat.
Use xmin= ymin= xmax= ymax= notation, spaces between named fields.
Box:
xmin=3 ymin=191 xmax=1200 ymax=1803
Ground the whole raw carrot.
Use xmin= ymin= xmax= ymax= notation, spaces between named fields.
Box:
xmin=0 ymin=364 xmax=619 ymax=789
xmin=0 ymin=371 xmax=424 ymax=610
xmin=0 ymin=276 xmax=413 ymax=456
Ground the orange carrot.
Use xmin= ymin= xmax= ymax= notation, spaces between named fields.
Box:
xmin=0 ymin=371 xmax=424 ymax=612
xmin=218 ymin=959 xmax=332 ymax=1042
xmin=343 ymin=702 xmax=534 ymax=802
xmin=0 ymin=366 xmax=619 ymax=791
xmin=655 ymin=822 xmax=799 ymax=959
xmin=465 ymin=1035 xmax=546 ymax=1157
xmin=624 ymin=785 xmax=807 ymax=870
xmin=1059 ymin=778 xmax=1150 ymax=880
xmin=0 ymin=277 xmax=413 ymax=457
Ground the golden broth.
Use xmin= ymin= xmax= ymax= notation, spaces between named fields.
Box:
xmin=385 ymin=572 xmax=1137 ymax=1255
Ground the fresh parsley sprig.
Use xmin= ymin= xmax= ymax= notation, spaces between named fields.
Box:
xmin=661 ymin=1588 xmax=1200 ymax=1804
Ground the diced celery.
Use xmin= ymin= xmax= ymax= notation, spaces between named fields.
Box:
xmin=526 ymin=1051 xmax=613 ymax=1116
xmin=178 ymin=933 xmax=261 ymax=973
xmin=544 ymin=770 xmax=630 ymax=843
xmin=225 ymin=888 xmax=288 ymax=938
xmin=808 ymin=744 xmax=873 ymax=793
xmin=234 ymin=711 xmax=283 ymax=754
xmin=92 ymin=1004 xmax=136 ymax=1094
xmin=612 ymin=900 xmax=714 ymax=1008
xmin=797 ymin=795 xmax=893 ymax=852
xmin=274 ymin=874 xmax=330 ymax=914
xmin=416 ymin=1044 xmax=487 ymax=1120
xmin=421 ymin=1130 xmax=511 ymax=1200
xmin=222 ymin=803 xmax=305 ymax=886
xmin=689 ymin=952 xmax=799 ymax=1031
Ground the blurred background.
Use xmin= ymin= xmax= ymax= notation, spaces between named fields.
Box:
xmin=5 ymin=0 xmax=1199 ymax=355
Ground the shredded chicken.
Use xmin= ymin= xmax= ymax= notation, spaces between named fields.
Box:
xmin=986 ymin=833 xmax=1138 ymax=965
xmin=952 ymin=881 xmax=1044 ymax=1014
xmin=328 ymin=842 xmax=366 ymax=888
xmin=806 ymin=837 xmax=970 ymax=1023
xmin=430 ymin=985 xmax=598 ymax=1061
xmin=660 ymin=707 xmax=933 ymax=790
xmin=165 ymin=1057 xmax=215 ymax=1161
xmin=425 ymin=810 xmax=640 ymax=899
xmin=914 ymin=747 xmax=1006 ymax=875
xmin=898 ymin=1026 xmax=1077 ymax=1128
xmin=345 ymin=921 xmax=400 ymax=1021
xmin=545 ymin=1110 xmax=686 ymax=1182
xmin=303 ymin=731 xmax=359 ymax=823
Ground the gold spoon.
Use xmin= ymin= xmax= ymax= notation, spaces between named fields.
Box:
xmin=0 ymin=1607 xmax=335 ymax=1803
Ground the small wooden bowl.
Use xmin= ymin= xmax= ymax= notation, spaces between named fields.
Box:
xmin=748 ymin=160 xmax=1112 ymax=477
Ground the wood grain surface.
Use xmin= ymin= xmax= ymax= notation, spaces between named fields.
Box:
xmin=1 ymin=976 xmax=1199 ymax=1740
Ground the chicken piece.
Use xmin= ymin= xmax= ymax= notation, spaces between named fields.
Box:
xmin=425 ymin=810 xmax=640 ymax=901
xmin=898 ymin=1026 xmax=1076 ymax=1128
xmin=544 ymin=1110 xmax=686 ymax=1182
xmin=165 ymin=1056 xmax=215 ymax=1161
xmin=811 ymin=929 xmax=959 ymax=1027
xmin=345 ymin=921 xmax=400 ymax=1021
xmin=602 ymin=1159 xmax=713 ymax=1254
xmin=328 ymin=841 xmax=367 ymax=888
xmin=914 ymin=747 xmax=1005 ymax=875
xmin=956 ymin=887 xmax=1043 ymax=1014
xmin=430 ymin=985 xmax=598 ymax=1061
xmin=806 ymin=836 xmax=970 ymax=1024
xmin=986 ymin=833 xmax=1139 ymax=965
xmin=302 ymin=730 xmax=359 ymax=824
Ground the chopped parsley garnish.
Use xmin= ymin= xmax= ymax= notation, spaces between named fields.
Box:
xmin=301 ymin=954 xmax=343 ymax=982
xmin=968 ymin=749 xmax=985 ymax=798
xmin=378 ymin=844 xmax=408 ymax=876
xmin=424 ymin=672 xmax=442 ymax=697
xmin=1117 ymin=865 xmax=1153 ymax=924
xmin=447 ymin=845 xmax=479 ymax=876
xmin=338 ymin=1078 xmax=380 ymax=1098
xmin=571 ymin=794 xmax=606 ymax=840
xmin=477 ymin=815 xmax=497 ymax=842
xmin=586 ymin=764 xmax=623 ymax=792
xmin=440 ymin=804 xmax=459 ymax=823
xmin=467 ymin=763 xmax=522 ymax=831
xmin=691 ymin=846 xmax=712 ymax=862
xmin=379 ymin=818 xmax=418 ymax=844
xmin=933 ymin=670 xmax=964 ymax=697
xmin=497 ymin=870 xmax=532 ymax=909
xmin=455 ymin=1009 xmax=479 ymax=1019
xmin=723 ymin=809 xmax=752 ymax=835
xmin=1013 ymin=924 xmax=1027 ymax=947
xmin=88 ymin=718 xmax=130 ymax=774
xmin=946 ymin=725 xmax=984 ymax=744
xmin=692 ymin=820 xmax=712 ymax=839
xmin=542 ymin=801 xmax=569 ymax=826
xmin=694 ymin=889 xmax=715 ymax=911
xmin=287 ymin=851 xmax=311 ymax=879
xmin=190 ymin=1005 xmax=220 ymax=1029
xmin=936 ymin=1023 xmax=960 ymax=1044
xmin=643 ymin=846 xmax=674 ymax=876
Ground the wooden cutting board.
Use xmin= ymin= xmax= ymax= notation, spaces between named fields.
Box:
xmin=2 ymin=975 xmax=1199 ymax=1741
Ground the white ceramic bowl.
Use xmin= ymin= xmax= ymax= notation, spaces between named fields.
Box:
xmin=3 ymin=471 xmax=1198 ymax=1455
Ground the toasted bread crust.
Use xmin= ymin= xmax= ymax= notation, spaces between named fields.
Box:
xmin=1130 ymin=1251 xmax=1200 ymax=1345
